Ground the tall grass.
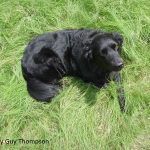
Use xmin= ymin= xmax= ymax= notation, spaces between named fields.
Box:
xmin=0 ymin=0 xmax=150 ymax=149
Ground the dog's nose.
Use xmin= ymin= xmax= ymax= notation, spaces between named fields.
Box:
xmin=113 ymin=62 xmax=124 ymax=71
xmin=117 ymin=62 xmax=124 ymax=68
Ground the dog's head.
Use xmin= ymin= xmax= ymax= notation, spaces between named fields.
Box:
xmin=84 ymin=32 xmax=124 ymax=71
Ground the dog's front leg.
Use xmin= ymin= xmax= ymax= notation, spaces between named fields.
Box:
xmin=109 ymin=71 xmax=125 ymax=112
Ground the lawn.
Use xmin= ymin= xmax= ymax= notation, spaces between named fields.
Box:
xmin=0 ymin=0 xmax=150 ymax=149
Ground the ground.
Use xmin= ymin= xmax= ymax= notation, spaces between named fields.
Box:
xmin=0 ymin=0 xmax=150 ymax=149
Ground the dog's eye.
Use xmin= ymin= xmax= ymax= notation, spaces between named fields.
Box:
xmin=111 ymin=43 xmax=119 ymax=50
xmin=111 ymin=43 xmax=116 ymax=49
xmin=101 ymin=49 xmax=107 ymax=55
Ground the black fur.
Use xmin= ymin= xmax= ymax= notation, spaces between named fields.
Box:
xmin=21 ymin=29 xmax=125 ymax=112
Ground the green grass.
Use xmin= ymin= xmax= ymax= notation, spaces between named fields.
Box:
xmin=0 ymin=0 xmax=150 ymax=149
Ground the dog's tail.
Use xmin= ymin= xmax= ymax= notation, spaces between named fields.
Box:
xmin=27 ymin=78 xmax=60 ymax=102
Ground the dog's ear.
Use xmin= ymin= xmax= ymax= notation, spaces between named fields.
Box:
xmin=83 ymin=31 xmax=103 ymax=60
xmin=112 ymin=32 xmax=123 ymax=45
xmin=84 ymin=47 xmax=93 ymax=60
xmin=83 ymin=34 xmax=99 ymax=60
xmin=83 ymin=39 xmax=93 ymax=60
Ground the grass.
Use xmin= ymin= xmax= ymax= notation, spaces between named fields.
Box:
xmin=0 ymin=0 xmax=150 ymax=149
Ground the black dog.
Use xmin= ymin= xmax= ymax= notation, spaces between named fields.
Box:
xmin=21 ymin=29 xmax=125 ymax=112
